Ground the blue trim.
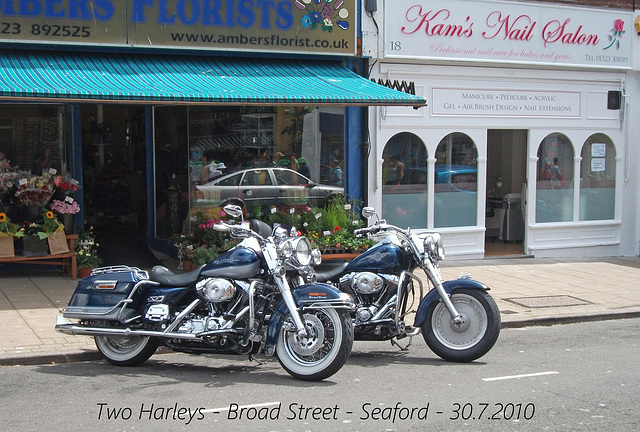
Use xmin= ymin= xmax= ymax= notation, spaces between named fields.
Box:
xmin=71 ymin=104 xmax=84 ymax=229
xmin=145 ymin=106 xmax=155 ymax=250
xmin=414 ymin=279 xmax=490 ymax=327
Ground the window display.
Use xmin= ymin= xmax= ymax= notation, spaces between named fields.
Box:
xmin=434 ymin=133 xmax=478 ymax=228
xmin=536 ymin=133 xmax=574 ymax=223
xmin=153 ymin=105 xmax=345 ymax=241
xmin=579 ymin=134 xmax=615 ymax=221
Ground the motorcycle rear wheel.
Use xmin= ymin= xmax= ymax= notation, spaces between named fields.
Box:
xmin=276 ymin=308 xmax=353 ymax=381
xmin=422 ymin=288 xmax=500 ymax=362
xmin=95 ymin=335 xmax=159 ymax=366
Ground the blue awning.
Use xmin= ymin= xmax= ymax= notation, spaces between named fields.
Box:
xmin=0 ymin=50 xmax=426 ymax=107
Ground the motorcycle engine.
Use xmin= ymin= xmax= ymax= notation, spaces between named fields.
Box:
xmin=350 ymin=272 xmax=384 ymax=294
xmin=196 ymin=278 xmax=236 ymax=302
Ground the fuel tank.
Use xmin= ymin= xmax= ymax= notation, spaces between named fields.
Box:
xmin=202 ymin=247 xmax=261 ymax=279
xmin=345 ymin=241 xmax=408 ymax=274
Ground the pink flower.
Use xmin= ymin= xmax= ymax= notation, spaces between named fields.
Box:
xmin=614 ymin=19 xmax=624 ymax=32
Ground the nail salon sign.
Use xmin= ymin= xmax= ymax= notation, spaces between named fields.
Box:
xmin=383 ymin=0 xmax=632 ymax=69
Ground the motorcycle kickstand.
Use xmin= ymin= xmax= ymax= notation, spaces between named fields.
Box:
xmin=247 ymin=354 xmax=267 ymax=365
xmin=390 ymin=336 xmax=413 ymax=351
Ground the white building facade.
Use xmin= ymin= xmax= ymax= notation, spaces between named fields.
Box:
xmin=363 ymin=0 xmax=640 ymax=258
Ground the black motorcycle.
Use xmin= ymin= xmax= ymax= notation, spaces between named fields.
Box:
xmin=56 ymin=205 xmax=354 ymax=381
xmin=315 ymin=207 xmax=500 ymax=362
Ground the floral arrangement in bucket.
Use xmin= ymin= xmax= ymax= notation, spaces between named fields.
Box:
xmin=0 ymin=212 xmax=24 ymax=238
xmin=53 ymin=173 xmax=81 ymax=197
xmin=75 ymin=226 xmax=103 ymax=270
xmin=15 ymin=173 xmax=55 ymax=207
xmin=0 ymin=212 xmax=23 ymax=257
xmin=50 ymin=199 xmax=81 ymax=215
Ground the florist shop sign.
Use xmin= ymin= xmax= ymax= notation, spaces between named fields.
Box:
xmin=0 ymin=0 xmax=356 ymax=56
xmin=383 ymin=0 xmax=632 ymax=69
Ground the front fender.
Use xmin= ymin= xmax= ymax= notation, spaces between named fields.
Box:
xmin=266 ymin=283 xmax=354 ymax=347
xmin=414 ymin=279 xmax=489 ymax=327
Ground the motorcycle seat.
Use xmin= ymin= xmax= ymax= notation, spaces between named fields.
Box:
xmin=315 ymin=262 xmax=349 ymax=283
xmin=149 ymin=265 xmax=205 ymax=286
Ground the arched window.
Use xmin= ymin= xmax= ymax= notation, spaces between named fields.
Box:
xmin=434 ymin=133 xmax=478 ymax=228
xmin=381 ymin=132 xmax=427 ymax=228
xmin=580 ymin=134 xmax=616 ymax=221
xmin=535 ymin=133 xmax=574 ymax=223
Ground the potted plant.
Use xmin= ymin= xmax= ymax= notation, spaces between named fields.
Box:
xmin=0 ymin=212 xmax=24 ymax=257
xmin=76 ymin=227 xmax=102 ymax=277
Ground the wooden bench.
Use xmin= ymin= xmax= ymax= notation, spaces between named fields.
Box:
xmin=0 ymin=234 xmax=78 ymax=279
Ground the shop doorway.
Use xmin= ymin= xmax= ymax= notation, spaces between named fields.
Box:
xmin=485 ymin=130 xmax=527 ymax=256
xmin=81 ymin=105 xmax=159 ymax=269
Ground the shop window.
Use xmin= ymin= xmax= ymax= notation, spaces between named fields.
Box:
xmin=535 ymin=133 xmax=574 ymax=223
xmin=382 ymin=132 xmax=427 ymax=228
xmin=434 ymin=133 xmax=478 ymax=228
xmin=579 ymin=134 xmax=615 ymax=221
xmin=153 ymin=105 xmax=346 ymax=240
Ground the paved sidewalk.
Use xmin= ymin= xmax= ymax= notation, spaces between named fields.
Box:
xmin=1 ymin=256 xmax=639 ymax=366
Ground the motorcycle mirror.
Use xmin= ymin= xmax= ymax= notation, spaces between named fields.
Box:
xmin=361 ymin=207 xmax=377 ymax=219
xmin=223 ymin=204 xmax=244 ymax=219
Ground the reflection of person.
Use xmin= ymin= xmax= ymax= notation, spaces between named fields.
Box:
xmin=383 ymin=154 xmax=405 ymax=185
xmin=550 ymin=157 xmax=563 ymax=180
xmin=31 ymin=148 xmax=49 ymax=175
xmin=289 ymin=154 xmax=299 ymax=172
xmin=272 ymin=151 xmax=284 ymax=167
xmin=298 ymin=158 xmax=311 ymax=179
xmin=328 ymin=159 xmax=343 ymax=186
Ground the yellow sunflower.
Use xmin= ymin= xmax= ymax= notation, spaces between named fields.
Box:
xmin=0 ymin=212 xmax=6 ymax=222
xmin=46 ymin=211 xmax=54 ymax=219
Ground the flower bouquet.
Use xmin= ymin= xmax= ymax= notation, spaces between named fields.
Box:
xmin=15 ymin=173 xmax=54 ymax=207
xmin=53 ymin=173 xmax=81 ymax=197
xmin=0 ymin=152 xmax=20 ymax=204
xmin=50 ymin=199 xmax=80 ymax=215
xmin=50 ymin=199 xmax=80 ymax=234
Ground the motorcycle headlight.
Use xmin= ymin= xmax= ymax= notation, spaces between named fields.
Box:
xmin=280 ymin=240 xmax=294 ymax=258
xmin=293 ymin=237 xmax=312 ymax=266
xmin=279 ymin=237 xmax=313 ymax=266
xmin=311 ymin=248 xmax=322 ymax=266
xmin=196 ymin=278 xmax=236 ymax=302
xmin=422 ymin=233 xmax=445 ymax=261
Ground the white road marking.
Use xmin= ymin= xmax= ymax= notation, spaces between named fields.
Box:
xmin=202 ymin=401 xmax=280 ymax=414
xmin=482 ymin=371 xmax=559 ymax=382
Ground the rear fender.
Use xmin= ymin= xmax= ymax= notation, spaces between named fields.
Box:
xmin=414 ymin=279 xmax=489 ymax=327
xmin=265 ymin=283 xmax=353 ymax=347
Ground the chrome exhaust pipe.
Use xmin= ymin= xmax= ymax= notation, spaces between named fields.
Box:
xmin=55 ymin=316 xmax=241 ymax=340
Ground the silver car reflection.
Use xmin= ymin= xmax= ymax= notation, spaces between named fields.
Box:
xmin=194 ymin=167 xmax=343 ymax=209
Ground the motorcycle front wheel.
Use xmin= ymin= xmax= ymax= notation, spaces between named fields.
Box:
xmin=95 ymin=335 xmax=159 ymax=366
xmin=276 ymin=308 xmax=353 ymax=381
xmin=422 ymin=288 xmax=500 ymax=362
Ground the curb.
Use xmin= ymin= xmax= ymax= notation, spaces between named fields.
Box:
xmin=501 ymin=310 xmax=640 ymax=329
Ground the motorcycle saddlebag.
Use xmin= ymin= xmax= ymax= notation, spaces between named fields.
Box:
xmin=62 ymin=268 xmax=149 ymax=322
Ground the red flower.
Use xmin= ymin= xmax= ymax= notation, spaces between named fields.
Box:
xmin=614 ymin=19 xmax=624 ymax=32
xmin=334 ymin=226 xmax=341 ymax=231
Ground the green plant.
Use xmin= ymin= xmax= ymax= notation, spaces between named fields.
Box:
xmin=192 ymin=245 xmax=218 ymax=266
xmin=75 ymin=227 xmax=102 ymax=269
xmin=0 ymin=212 xmax=23 ymax=237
